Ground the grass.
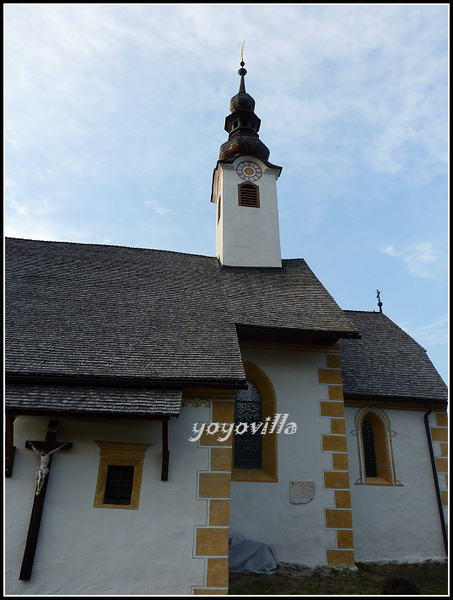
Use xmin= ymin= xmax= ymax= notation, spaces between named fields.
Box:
xmin=228 ymin=560 xmax=449 ymax=595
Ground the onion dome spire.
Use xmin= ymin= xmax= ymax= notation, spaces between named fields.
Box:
xmin=219 ymin=54 xmax=270 ymax=162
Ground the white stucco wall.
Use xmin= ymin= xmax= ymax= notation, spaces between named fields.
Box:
xmin=229 ymin=346 xmax=337 ymax=567
xmin=216 ymin=157 xmax=282 ymax=268
xmin=5 ymin=406 xmax=210 ymax=595
xmin=344 ymin=406 xmax=447 ymax=563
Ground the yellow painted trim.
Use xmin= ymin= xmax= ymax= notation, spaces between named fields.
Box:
xmin=332 ymin=453 xmax=349 ymax=471
xmin=94 ymin=441 xmax=151 ymax=510
xmin=207 ymin=558 xmax=229 ymax=587
xmin=320 ymin=401 xmax=345 ymax=418
xmin=331 ymin=418 xmax=346 ymax=434
xmin=193 ymin=589 xmax=228 ymax=595
xmin=326 ymin=509 xmax=353 ymax=529
xmin=209 ymin=500 xmax=230 ymax=526
xmin=318 ymin=369 xmax=343 ymax=385
xmin=199 ymin=473 xmax=231 ymax=498
xmin=212 ymin=400 xmax=235 ymax=423
xmin=211 ymin=447 xmax=232 ymax=472
xmin=195 ymin=528 xmax=229 ymax=556
xmin=337 ymin=530 xmax=354 ymax=549
xmin=327 ymin=549 xmax=355 ymax=567
xmin=231 ymin=361 xmax=278 ymax=483
xmin=335 ymin=490 xmax=351 ymax=508
xmin=435 ymin=412 xmax=448 ymax=427
xmin=353 ymin=408 xmax=400 ymax=486
xmin=328 ymin=386 xmax=344 ymax=401
xmin=319 ymin=352 xmax=355 ymax=567
xmin=435 ymin=457 xmax=448 ymax=473
xmin=322 ymin=434 xmax=348 ymax=453
xmin=324 ymin=471 xmax=350 ymax=489
xmin=431 ymin=427 xmax=448 ymax=442
xmin=361 ymin=477 xmax=393 ymax=486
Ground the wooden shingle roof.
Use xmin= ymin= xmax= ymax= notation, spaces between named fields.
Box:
xmin=5 ymin=384 xmax=182 ymax=416
xmin=340 ymin=310 xmax=447 ymax=403
xmin=8 ymin=239 xmax=446 ymax=415
xmin=5 ymin=237 xmax=359 ymax=391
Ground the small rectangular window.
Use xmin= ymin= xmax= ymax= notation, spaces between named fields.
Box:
xmin=104 ymin=465 xmax=135 ymax=505
xmin=94 ymin=441 xmax=151 ymax=510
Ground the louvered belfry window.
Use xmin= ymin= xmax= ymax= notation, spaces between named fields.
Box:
xmin=103 ymin=465 xmax=135 ymax=505
xmin=234 ymin=380 xmax=262 ymax=469
xmin=238 ymin=183 xmax=260 ymax=208
xmin=362 ymin=421 xmax=378 ymax=478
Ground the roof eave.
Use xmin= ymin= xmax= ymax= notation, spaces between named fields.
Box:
xmin=343 ymin=393 xmax=448 ymax=407
xmin=5 ymin=373 xmax=247 ymax=391
xmin=236 ymin=324 xmax=360 ymax=344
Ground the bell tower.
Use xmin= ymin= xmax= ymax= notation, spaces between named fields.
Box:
xmin=211 ymin=57 xmax=283 ymax=268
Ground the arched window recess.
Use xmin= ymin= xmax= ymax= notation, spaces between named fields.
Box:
xmin=231 ymin=362 xmax=278 ymax=483
xmin=352 ymin=407 xmax=402 ymax=486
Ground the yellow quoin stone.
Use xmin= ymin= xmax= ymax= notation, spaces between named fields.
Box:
xmin=326 ymin=550 xmax=355 ymax=567
xmin=196 ymin=528 xmax=229 ymax=556
xmin=318 ymin=368 xmax=343 ymax=385
xmin=209 ymin=500 xmax=230 ymax=526
xmin=318 ymin=353 xmax=355 ymax=568
xmin=199 ymin=473 xmax=231 ymax=498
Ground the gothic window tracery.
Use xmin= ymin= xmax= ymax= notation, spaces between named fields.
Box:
xmin=234 ymin=380 xmax=262 ymax=469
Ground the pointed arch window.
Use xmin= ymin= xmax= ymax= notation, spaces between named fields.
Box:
xmin=362 ymin=421 xmax=378 ymax=478
xmin=234 ymin=380 xmax=262 ymax=469
xmin=238 ymin=182 xmax=260 ymax=208
xmin=353 ymin=408 xmax=402 ymax=486
xmin=231 ymin=362 xmax=278 ymax=483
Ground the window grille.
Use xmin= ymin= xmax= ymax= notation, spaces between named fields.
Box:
xmin=234 ymin=380 xmax=262 ymax=469
xmin=238 ymin=183 xmax=260 ymax=208
xmin=103 ymin=465 xmax=135 ymax=505
xmin=362 ymin=421 xmax=378 ymax=478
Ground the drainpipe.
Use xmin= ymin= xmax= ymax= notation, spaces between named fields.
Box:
xmin=423 ymin=401 xmax=448 ymax=555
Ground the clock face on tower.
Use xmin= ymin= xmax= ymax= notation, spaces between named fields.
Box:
xmin=236 ymin=161 xmax=263 ymax=182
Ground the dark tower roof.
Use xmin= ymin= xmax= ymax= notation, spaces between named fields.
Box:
xmin=219 ymin=60 xmax=271 ymax=162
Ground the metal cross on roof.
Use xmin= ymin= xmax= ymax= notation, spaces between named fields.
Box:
xmin=376 ymin=289 xmax=383 ymax=313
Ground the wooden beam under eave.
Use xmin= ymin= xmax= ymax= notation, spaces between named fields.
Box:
xmin=161 ymin=417 xmax=170 ymax=481
xmin=5 ymin=413 xmax=16 ymax=477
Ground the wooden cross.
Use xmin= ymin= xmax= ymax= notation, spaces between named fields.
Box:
xmin=19 ymin=419 xmax=72 ymax=581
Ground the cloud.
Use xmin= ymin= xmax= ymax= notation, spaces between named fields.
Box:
xmin=401 ymin=314 xmax=448 ymax=347
xmin=382 ymin=242 xmax=444 ymax=279
xmin=145 ymin=200 xmax=174 ymax=216
xmin=38 ymin=169 xmax=58 ymax=185
xmin=5 ymin=178 xmax=28 ymax=216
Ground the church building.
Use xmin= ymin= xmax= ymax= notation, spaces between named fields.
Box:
xmin=5 ymin=59 xmax=448 ymax=595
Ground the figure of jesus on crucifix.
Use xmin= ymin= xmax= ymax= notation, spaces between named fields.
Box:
xmin=29 ymin=442 xmax=68 ymax=495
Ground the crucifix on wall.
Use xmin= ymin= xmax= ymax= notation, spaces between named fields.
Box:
xmin=19 ymin=419 xmax=72 ymax=581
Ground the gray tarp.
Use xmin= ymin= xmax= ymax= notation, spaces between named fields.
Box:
xmin=228 ymin=534 xmax=278 ymax=574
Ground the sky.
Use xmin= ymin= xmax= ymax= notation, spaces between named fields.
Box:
xmin=4 ymin=4 xmax=449 ymax=384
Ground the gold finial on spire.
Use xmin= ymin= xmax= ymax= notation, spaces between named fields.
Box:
xmin=240 ymin=40 xmax=245 ymax=64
